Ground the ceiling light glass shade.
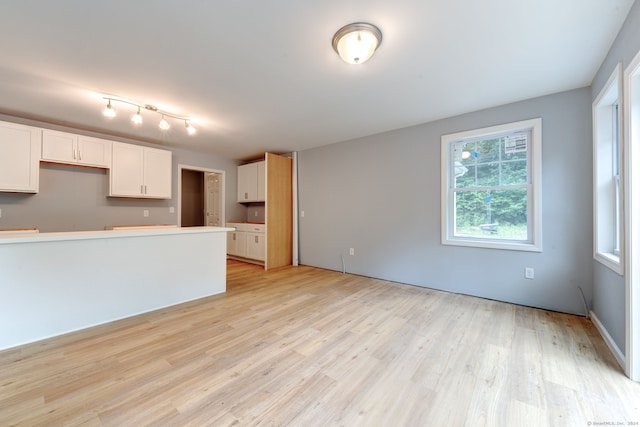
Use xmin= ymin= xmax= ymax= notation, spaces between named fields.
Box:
xmin=185 ymin=121 xmax=196 ymax=135
xmin=159 ymin=116 xmax=170 ymax=130
xmin=131 ymin=108 xmax=143 ymax=125
xmin=332 ymin=23 xmax=382 ymax=65
xmin=103 ymin=100 xmax=116 ymax=117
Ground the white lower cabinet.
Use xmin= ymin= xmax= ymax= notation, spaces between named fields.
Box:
xmin=227 ymin=231 xmax=247 ymax=257
xmin=227 ymin=223 xmax=265 ymax=262
xmin=246 ymin=232 xmax=265 ymax=261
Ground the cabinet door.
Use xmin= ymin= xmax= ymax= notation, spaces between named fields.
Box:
xmin=41 ymin=130 xmax=76 ymax=164
xmin=237 ymin=163 xmax=258 ymax=202
xmin=0 ymin=121 xmax=40 ymax=193
xmin=110 ymin=142 xmax=144 ymax=197
xmin=143 ymin=147 xmax=172 ymax=198
xmin=227 ymin=231 xmax=246 ymax=257
xmin=246 ymin=232 xmax=265 ymax=261
xmin=77 ymin=136 xmax=111 ymax=168
xmin=256 ymin=161 xmax=265 ymax=202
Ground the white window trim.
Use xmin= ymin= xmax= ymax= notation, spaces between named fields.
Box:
xmin=593 ymin=63 xmax=624 ymax=275
xmin=441 ymin=118 xmax=543 ymax=252
xmin=624 ymin=47 xmax=640 ymax=382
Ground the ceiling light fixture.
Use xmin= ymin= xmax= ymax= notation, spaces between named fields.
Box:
xmin=101 ymin=97 xmax=196 ymax=135
xmin=131 ymin=107 xmax=143 ymax=125
xmin=332 ymin=22 xmax=382 ymax=65
xmin=158 ymin=115 xmax=170 ymax=130
xmin=103 ymin=99 xmax=116 ymax=117
xmin=185 ymin=120 xmax=196 ymax=135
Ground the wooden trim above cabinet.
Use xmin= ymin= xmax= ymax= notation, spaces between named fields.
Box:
xmin=265 ymin=153 xmax=293 ymax=270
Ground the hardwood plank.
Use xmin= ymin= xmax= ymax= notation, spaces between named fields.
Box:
xmin=0 ymin=260 xmax=639 ymax=426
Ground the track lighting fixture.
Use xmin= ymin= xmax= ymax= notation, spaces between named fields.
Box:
xmin=101 ymin=97 xmax=196 ymax=135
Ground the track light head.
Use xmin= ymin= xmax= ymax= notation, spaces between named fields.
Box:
xmin=131 ymin=107 xmax=143 ymax=125
xmin=159 ymin=116 xmax=170 ymax=130
xmin=103 ymin=99 xmax=116 ymax=118
xmin=185 ymin=121 xmax=196 ymax=135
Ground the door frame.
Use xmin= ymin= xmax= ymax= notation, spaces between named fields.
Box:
xmin=624 ymin=52 xmax=640 ymax=381
xmin=177 ymin=164 xmax=226 ymax=228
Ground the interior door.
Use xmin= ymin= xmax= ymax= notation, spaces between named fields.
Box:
xmin=205 ymin=172 xmax=222 ymax=226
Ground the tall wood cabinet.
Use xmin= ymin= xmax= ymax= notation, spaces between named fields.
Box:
xmin=232 ymin=153 xmax=292 ymax=270
xmin=265 ymin=153 xmax=292 ymax=270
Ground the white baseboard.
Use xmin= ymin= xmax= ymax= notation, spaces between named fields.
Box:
xmin=590 ymin=310 xmax=625 ymax=369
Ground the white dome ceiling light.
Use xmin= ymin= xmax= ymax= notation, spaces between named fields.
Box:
xmin=332 ymin=22 xmax=382 ymax=65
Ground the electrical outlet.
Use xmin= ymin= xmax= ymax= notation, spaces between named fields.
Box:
xmin=300 ymin=210 xmax=305 ymax=218
xmin=525 ymin=267 xmax=534 ymax=279
xmin=254 ymin=211 xmax=258 ymax=217
xmin=349 ymin=248 xmax=355 ymax=256
xmin=169 ymin=207 xmax=175 ymax=213
xmin=143 ymin=210 xmax=149 ymax=217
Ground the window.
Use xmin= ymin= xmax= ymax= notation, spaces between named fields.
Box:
xmin=593 ymin=64 xmax=623 ymax=274
xmin=441 ymin=118 xmax=542 ymax=251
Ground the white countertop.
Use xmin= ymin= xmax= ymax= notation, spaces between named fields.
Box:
xmin=0 ymin=226 xmax=234 ymax=245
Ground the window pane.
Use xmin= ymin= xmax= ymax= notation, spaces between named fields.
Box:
xmin=477 ymin=163 xmax=499 ymax=186
xmin=502 ymin=160 xmax=527 ymax=185
xmin=476 ymin=138 xmax=500 ymax=163
xmin=454 ymin=188 xmax=528 ymax=241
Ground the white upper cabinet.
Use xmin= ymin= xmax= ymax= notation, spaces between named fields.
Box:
xmin=109 ymin=142 xmax=172 ymax=199
xmin=237 ymin=160 xmax=265 ymax=203
xmin=0 ymin=121 xmax=40 ymax=193
xmin=41 ymin=130 xmax=111 ymax=168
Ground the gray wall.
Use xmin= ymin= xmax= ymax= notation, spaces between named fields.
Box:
xmin=590 ymin=0 xmax=640 ymax=353
xmin=0 ymin=116 xmax=244 ymax=232
xmin=298 ymin=87 xmax=592 ymax=315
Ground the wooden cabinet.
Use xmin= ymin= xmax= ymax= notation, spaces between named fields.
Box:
xmin=109 ymin=142 xmax=172 ymax=199
xmin=264 ymin=153 xmax=292 ymax=270
xmin=41 ymin=130 xmax=111 ymax=168
xmin=233 ymin=153 xmax=292 ymax=270
xmin=0 ymin=121 xmax=40 ymax=193
xmin=237 ymin=161 xmax=265 ymax=202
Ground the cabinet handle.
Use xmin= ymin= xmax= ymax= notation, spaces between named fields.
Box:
xmin=145 ymin=185 xmax=147 ymax=194
xmin=73 ymin=148 xmax=77 ymax=160
xmin=244 ymin=192 xmax=248 ymax=199
xmin=141 ymin=185 xmax=144 ymax=194
xmin=78 ymin=150 xmax=82 ymax=161
xmin=233 ymin=234 xmax=236 ymax=241
xmin=255 ymin=236 xmax=259 ymax=243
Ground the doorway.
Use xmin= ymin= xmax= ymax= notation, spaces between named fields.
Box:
xmin=178 ymin=165 xmax=225 ymax=228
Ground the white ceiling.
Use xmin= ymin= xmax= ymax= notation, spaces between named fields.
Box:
xmin=0 ymin=1 xmax=634 ymax=160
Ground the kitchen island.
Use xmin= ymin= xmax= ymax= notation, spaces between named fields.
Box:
xmin=0 ymin=226 xmax=232 ymax=351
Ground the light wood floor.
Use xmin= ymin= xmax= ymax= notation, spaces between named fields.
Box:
xmin=1 ymin=260 xmax=639 ymax=426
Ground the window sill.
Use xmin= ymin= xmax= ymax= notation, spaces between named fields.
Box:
xmin=595 ymin=252 xmax=623 ymax=275
xmin=443 ymin=237 xmax=542 ymax=252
